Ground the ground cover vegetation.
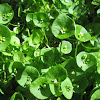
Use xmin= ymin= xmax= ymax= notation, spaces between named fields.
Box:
xmin=0 ymin=0 xmax=100 ymax=100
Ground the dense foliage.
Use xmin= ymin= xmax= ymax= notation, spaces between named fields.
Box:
xmin=0 ymin=0 xmax=100 ymax=100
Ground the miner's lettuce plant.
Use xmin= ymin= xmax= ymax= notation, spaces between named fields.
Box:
xmin=0 ymin=0 xmax=100 ymax=100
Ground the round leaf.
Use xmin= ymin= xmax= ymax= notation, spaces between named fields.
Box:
xmin=90 ymin=89 xmax=100 ymax=100
xmin=45 ymin=65 xmax=67 ymax=83
xmin=59 ymin=40 xmax=72 ymax=54
xmin=10 ymin=92 xmax=24 ymax=100
xmin=16 ymin=66 xmax=39 ymax=87
xmin=91 ymin=52 xmax=100 ymax=74
xmin=13 ymin=51 xmax=24 ymax=62
xmin=33 ymin=12 xmax=50 ymax=27
xmin=10 ymin=35 xmax=20 ymax=46
xmin=29 ymin=29 xmax=44 ymax=45
xmin=41 ymin=48 xmax=56 ymax=65
xmin=73 ymin=75 xmax=88 ymax=93
xmin=76 ymin=52 xmax=97 ymax=71
xmin=49 ymin=83 xmax=62 ymax=97
xmin=0 ymin=3 xmax=14 ymax=24
xmin=0 ymin=24 xmax=11 ymax=51
xmin=75 ymin=24 xmax=91 ymax=42
xmin=61 ymin=77 xmax=73 ymax=99
xmin=8 ymin=61 xmax=24 ymax=74
xmin=85 ymin=23 xmax=100 ymax=36
xmin=60 ymin=0 xmax=73 ymax=6
xmin=26 ymin=13 xmax=34 ymax=22
xmin=30 ymin=77 xmax=51 ymax=99
xmin=51 ymin=14 xmax=75 ymax=39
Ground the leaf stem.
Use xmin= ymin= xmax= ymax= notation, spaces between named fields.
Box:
xmin=42 ymin=28 xmax=50 ymax=48
xmin=75 ymin=41 xmax=79 ymax=59
xmin=81 ymin=43 xmax=100 ymax=50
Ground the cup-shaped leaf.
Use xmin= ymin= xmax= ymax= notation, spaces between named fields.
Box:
xmin=8 ymin=61 xmax=24 ymax=74
xmin=30 ymin=77 xmax=51 ymax=99
xmin=16 ymin=86 xmax=36 ymax=100
xmin=61 ymin=77 xmax=73 ymax=99
xmin=51 ymin=14 xmax=75 ymax=39
xmin=69 ymin=4 xmax=86 ymax=17
xmin=29 ymin=29 xmax=44 ymax=45
xmin=49 ymin=83 xmax=62 ymax=97
xmin=0 ymin=24 xmax=11 ymax=51
xmin=75 ymin=24 xmax=91 ymax=42
xmin=72 ymin=75 xmax=88 ymax=93
xmin=90 ymin=89 xmax=100 ymax=100
xmin=16 ymin=66 xmax=39 ymax=87
xmin=0 ymin=3 xmax=14 ymax=24
xmin=59 ymin=40 xmax=72 ymax=54
xmin=45 ymin=65 xmax=67 ymax=83
xmin=91 ymin=52 xmax=100 ymax=74
xmin=13 ymin=51 xmax=24 ymax=62
xmin=10 ymin=35 xmax=20 ymax=46
xmin=60 ymin=0 xmax=73 ymax=6
xmin=85 ymin=23 xmax=100 ymax=36
xmin=76 ymin=52 xmax=97 ymax=71
xmin=33 ymin=12 xmax=50 ymax=27
xmin=26 ymin=13 xmax=34 ymax=22
xmin=41 ymin=48 xmax=56 ymax=65
xmin=10 ymin=92 xmax=24 ymax=100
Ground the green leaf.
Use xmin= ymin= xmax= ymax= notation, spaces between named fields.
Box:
xmin=33 ymin=12 xmax=50 ymax=27
xmin=61 ymin=77 xmax=73 ymax=99
xmin=59 ymin=40 xmax=72 ymax=54
xmin=49 ymin=83 xmax=62 ymax=97
xmin=41 ymin=48 xmax=56 ymax=65
xmin=0 ymin=3 xmax=14 ymax=24
xmin=90 ymin=89 xmax=100 ymax=100
xmin=30 ymin=77 xmax=51 ymax=99
xmin=10 ymin=35 xmax=20 ymax=46
xmin=0 ymin=88 xmax=4 ymax=94
xmin=68 ymin=4 xmax=86 ymax=17
xmin=91 ymin=52 xmax=100 ymax=74
xmin=73 ymin=75 xmax=88 ymax=93
xmin=8 ymin=61 xmax=24 ymax=74
xmin=13 ymin=51 xmax=24 ymax=62
xmin=16 ymin=66 xmax=39 ymax=87
xmin=76 ymin=52 xmax=97 ymax=71
xmin=10 ymin=92 xmax=24 ymax=100
xmin=97 ymin=8 xmax=100 ymax=17
xmin=75 ymin=24 xmax=91 ymax=42
xmin=51 ymin=14 xmax=75 ymax=39
xmin=60 ymin=0 xmax=73 ymax=6
xmin=45 ymin=65 xmax=67 ymax=83
xmin=18 ymin=5 xmax=23 ymax=17
xmin=28 ymin=29 xmax=44 ymax=45
xmin=26 ymin=13 xmax=34 ymax=22
xmin=0 ymin=24 xmax=11 ymax=51
xmin=92 ymin=0 xmax=100 ymax=5
xmin=85 ymin=23 xmax=100 ymax=36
